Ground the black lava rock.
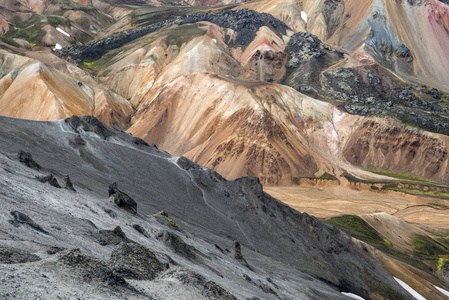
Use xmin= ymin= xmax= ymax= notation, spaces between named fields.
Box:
xmin=36 ymin=174 xmax=61 ymax=188
xmin=17 ymin=151 xmax=41 ymax=170
xmin=108 ymin=182 xmax=137 ymax=214
xmin=9 ymin=211 xmax=48 ymax=234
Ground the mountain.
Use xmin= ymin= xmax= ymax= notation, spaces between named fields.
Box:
xmin=0 ymin=50 xmax=132 ymax=129
xmin=1 ymin=0 xmax=449 ymax=298
xmin=0 ymin=115 xmax=425 ymax=299
xmin=47 ymin=4 xmax=449 ymax=185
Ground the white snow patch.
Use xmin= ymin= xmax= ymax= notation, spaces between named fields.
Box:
xmin=434 ymin=285 xmax=449 ymax=297
xmin=394 ymin=277 xmax=426 ymax=300
xmin=56 ymin=27 xmax=70 ymax=37
xmin=212 ymin=38 xmax=217 ymax=43
xmin=341 ymin=292 xmax=365 ymax=300
xmin=53 ymin=43 xmax=62 ymax=51
xmin=301 ymin=11 xmax=308 ymax=23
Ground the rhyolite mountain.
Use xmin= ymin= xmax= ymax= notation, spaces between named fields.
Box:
xmin=1 ymin=0 xmax=449 ymax=298
xmin=2 ymin=0 xmax=449 ymax=185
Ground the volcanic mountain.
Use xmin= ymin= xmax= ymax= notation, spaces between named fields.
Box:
xmin=1 ymin=0 xmax=449 ymax=186
xmin=1 ymin=0 xmax=449 ymax=298
xmin=0 ymin=114 xmax=436 ymax=299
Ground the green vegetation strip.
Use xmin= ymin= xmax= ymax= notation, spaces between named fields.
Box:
xmin=366 ymin=169 xmax=437 ymax=184
xmin=324 ymin=215 xmax=389 ymax=248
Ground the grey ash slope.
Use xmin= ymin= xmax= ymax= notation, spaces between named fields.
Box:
xmin=0 ymin=115 xmax=409 ymax=299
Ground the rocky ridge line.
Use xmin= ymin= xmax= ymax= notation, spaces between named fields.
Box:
xmin=57 ymin=9 xmax=289 ymax=62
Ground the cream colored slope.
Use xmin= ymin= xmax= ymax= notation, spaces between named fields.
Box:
xmin=362 ymin=212 xmax=430 ymax=251
xmin=0 ymin=62 xmax=94 ymax=120
xmin=99 ymin=23 xmax=243 ymax=107
xmin=131 ymin=33 xmax=243 ymax=109
xmin=0 ymin=51 xmax=132 ymax=129
xmin=102 ymin=38 xmax=177 ymax=100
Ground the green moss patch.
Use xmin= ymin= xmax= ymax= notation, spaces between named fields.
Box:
xmin=412 ymin=234 xmax=449 ymax=257
xmin=324 ymin=215 xmax=388 ymax=247
xmin=47 ymin=15 xmax=70 ymax=27
xmin=164 ymin=23 xmax=207 ymax=48
xmin=366 ymin=169 xmax=437 ymax=184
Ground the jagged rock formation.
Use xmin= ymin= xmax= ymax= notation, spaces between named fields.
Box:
xmin=109 ymin=242 xmax=164 ymax=280
xmin=63 ymin=175 xmax=76 ymax=192
xmin=108 ymin=182 xmax=138 ymax=214
xmin=9 ymin=211 xmax=48 ymax=234
xmin=17 ymin=150 xmax=42 ymax=170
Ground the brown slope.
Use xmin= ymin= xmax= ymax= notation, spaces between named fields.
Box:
xmin=129 ymin=73 xmax=319 ymax=185
xmin=344 ymin=119 xmax=449 ymax=183
xmin=119 ymin=30 xmax=449 ymax=185
xmin=128 ymin=68 xmax=449 ymax=185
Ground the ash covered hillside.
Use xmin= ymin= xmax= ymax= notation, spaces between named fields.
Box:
xmin=0 ymin=115 xmax=412 ymax=299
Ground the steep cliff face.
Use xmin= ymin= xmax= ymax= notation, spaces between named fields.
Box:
xmin=345 ymin=120 xmax=449 ymax=182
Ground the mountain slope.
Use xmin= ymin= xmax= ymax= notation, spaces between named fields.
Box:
xmin=0 ymin=115 xmax=415 ymax=299
xmin=0 ymin=50 xmax=133 ymax=128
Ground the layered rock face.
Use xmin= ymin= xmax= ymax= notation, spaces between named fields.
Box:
xmin=344 ymin=120 xmax=449 ymax=182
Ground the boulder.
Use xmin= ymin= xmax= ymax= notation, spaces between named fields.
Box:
xmin=108 ymin=182 xmax=137 ymax=214
xmin=109 ymin=243 xmax=163 ymax=280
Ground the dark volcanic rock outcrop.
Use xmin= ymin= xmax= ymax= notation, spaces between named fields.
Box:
xmin=9 ymin=211 xmax=48 ymax=234
xmin=283 ymin=32 xmax=344 ymax=97
xmin=108 ymin=182 xmax=137 ymax=214
xmin=0 ymin=247 xmax=41 ymax=264
xmin=96 ymin=226 xmax=131 ymax=246
xmin=109 ymin=243 xmax=163 ymax=280
xmin=65 ymin=115 xmax=115 ymax=139
xmin=36 ymin=174 xmax=62 ymax=188
xmin=58 ymin=9 xmax=289 ymax=61
xmin=17 ymin=150 xmax=41 ymax=170
xmin=63 ymin=175 xmax=76 ymax=192
xmin=157 ymin=231 xmax=197 ymax=260
xmin=323 ymin=65 xmax=449 ymax=135
xmin=59 ymin=249 xmax=128 ymax=287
